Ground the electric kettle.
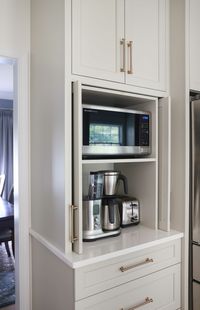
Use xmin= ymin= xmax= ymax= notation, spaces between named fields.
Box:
xmin=100 ymin=170 xmax=128 ymax=196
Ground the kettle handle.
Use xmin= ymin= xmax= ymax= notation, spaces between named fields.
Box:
xmin=118 ymin=174 xmax=128 ymax=194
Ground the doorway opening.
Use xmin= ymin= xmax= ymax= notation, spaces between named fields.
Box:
xmin=0 ymin=53 xmax=31 ymax=310
xmin=0 ymin=56 xmax=15 ymax=310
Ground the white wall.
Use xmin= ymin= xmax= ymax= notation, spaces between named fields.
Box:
xmin=0 ymin=0 xmax=29 ymax=57
xmin=0 ymin=1 xmax=31 ymax=310
xmin=31 ymin=0 xmax=66 ymax=251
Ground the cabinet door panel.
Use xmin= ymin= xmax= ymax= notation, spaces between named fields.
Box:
xmin=125 ymin=0 xmax=166 ymax=91
xmin=72 ymin=0 xmax=124 ymax=83
xmin=190 ymin=0 xmax=200 ymax=91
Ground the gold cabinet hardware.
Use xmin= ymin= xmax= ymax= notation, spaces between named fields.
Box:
xmin=120 ymin=38 xmax=126 ymax=72
xmin=127 ymin=41 xmax=133 ymax=74
xmin=120 ymin=297 xmax=153 ymax=310
xmin=119 ymin=258 xmax=153 ymax=272
xmin=71 ymin=205 xmax=78 ymax=243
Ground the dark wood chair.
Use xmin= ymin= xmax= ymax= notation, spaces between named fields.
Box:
xmin=0 ymin=228 xmax=14 ymax=257
xmin=0 ymin=174 xmax=5 ymax=197
xmin=0 ymin=191 xmax=15 ymax=257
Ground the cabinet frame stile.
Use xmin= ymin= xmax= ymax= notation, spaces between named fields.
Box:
xmin=72 ymin=81 xmax=83 ymax=254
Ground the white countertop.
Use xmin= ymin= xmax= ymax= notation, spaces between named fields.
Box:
xmin=30 ymin=225 xmax=183 ymax=269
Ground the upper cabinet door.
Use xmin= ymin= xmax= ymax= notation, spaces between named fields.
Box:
xmin=72 ymin=0 xmax=125 ymax=83
xmin=125 ymin=0 xmax=167 ymax=91
xmin=190 ymin=0 xmax=200 ymax=91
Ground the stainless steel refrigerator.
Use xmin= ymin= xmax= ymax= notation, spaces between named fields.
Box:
xmin=190 ymin=97 xmax=200 ymax=310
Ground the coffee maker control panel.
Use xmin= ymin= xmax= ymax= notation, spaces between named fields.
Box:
xmin=83 ymin=199 xmax=104 ymax=240
xmin=94 ymin=215 xmax=101 ymax=230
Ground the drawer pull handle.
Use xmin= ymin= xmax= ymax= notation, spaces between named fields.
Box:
xmin=120 ymin=297 xmax=153 ymax=310
xmin=119 ymin=258 xmax=153 ymax=272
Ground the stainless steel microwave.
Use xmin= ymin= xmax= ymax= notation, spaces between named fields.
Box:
xmin=82 ymin=104 xmax=151 ymax=159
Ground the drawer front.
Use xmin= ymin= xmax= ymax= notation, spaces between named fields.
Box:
xmin=75 ymin=239 xmax=181 ymax=300
xmin=75 ymin=264 xmax=181 ymax=310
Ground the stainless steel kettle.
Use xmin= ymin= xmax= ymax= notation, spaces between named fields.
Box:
xmin=102 ymin=198 xmax=120 ymax=231
xmin=100 ymin=170 xmax=128 ymax=196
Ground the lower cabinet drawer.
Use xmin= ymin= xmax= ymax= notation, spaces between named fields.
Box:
xmin=75 ymin=239 xmax=181 ymax=300
xmin=75 ymin=264 xmax=181 ymax=310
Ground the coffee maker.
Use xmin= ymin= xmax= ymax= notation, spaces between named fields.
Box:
xmin=101 ymin=170 xmax=127 ymax=231
xmin=83 ymin=170 xmax=127 ymax=241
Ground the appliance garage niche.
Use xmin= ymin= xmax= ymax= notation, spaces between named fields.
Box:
xmin=72 ymin=82 xmax=171 ymax=254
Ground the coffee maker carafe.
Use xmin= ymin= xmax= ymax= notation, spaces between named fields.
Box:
xmin=102 ymin=198 xmax=120 ymax=231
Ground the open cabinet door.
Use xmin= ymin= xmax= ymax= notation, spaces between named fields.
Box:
xmin=158 ymin=97 xmax=171 ymax=231
xmin=72 ymin=81 xmax=83 ymax=254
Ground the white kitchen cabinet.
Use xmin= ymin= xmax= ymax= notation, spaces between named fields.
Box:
xmin=72 ymin=0 xmax=124 ymax=83
xmin=31 ymin=232 xmax=182 ymax=310
xmin=189 ymin=0 xmax=200 ymax=91
xmin=72 ymin=0 xmax=167 ymax=91
xmin=30 ymin=1 xmax=184 ymax=309
xmin=75 ymin=264 xmax=181 ymax=310
xmin=72 ymin=82 xmax=171 ymax=255
xmin=75 ymin=238 xmax=181 ymax=300
xmin=125 ymin=0 xmax=166 ymax=90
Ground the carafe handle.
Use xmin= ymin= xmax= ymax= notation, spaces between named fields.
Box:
xmin=108 ymin=204 xmax=115 ymax=224
xmin=118 ymin=174 xmax=128 ymax=194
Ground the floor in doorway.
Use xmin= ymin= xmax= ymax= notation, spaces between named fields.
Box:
xmin=0 ymin=243 xmax=15 ymax=308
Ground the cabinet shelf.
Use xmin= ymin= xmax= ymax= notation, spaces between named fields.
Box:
xmin=82 ymin=158 xmax=157 ymax=165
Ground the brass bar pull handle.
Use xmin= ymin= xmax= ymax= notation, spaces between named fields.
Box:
xmin=120 ymin=38 xmax=126 ymax=72
xmin=120 ymin=297 xmax=153 ymax=310
xmin=119 ymin=258 xmax=153 ymax=272
xmin=71 ymin=205 xmax=78 ymax=243
xmin=127 ymin=41 xmax=133 ymax=74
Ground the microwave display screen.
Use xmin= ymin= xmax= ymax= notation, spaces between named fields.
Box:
xmin=82 ymin=105 xmax=151 ymax=158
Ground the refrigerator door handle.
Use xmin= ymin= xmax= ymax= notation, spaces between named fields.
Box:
xmin=191 ymin=100 xmax=200 ymax=243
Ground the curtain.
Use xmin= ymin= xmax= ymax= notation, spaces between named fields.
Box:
xmin=0 ymin=110 xmax=13 ymax=200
